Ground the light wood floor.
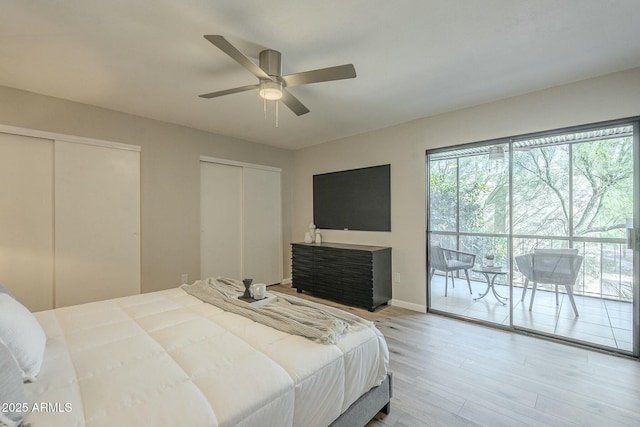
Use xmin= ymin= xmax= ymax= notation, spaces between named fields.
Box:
xmin=270 ymin=284 xmax=640 ymax=427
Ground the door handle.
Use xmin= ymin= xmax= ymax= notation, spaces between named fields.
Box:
xmin=626 ymin=218 xmax=638 ymax=250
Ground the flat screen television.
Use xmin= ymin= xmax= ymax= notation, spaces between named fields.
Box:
xmin=313 ymin=164 xmax=391 ymax=231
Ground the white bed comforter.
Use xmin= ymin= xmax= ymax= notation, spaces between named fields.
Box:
xmin=23 ymin=287 xmax=389 ymax=427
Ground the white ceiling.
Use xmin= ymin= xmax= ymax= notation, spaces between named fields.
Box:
xmin=1 ymin=1 xmax=640 ymax=150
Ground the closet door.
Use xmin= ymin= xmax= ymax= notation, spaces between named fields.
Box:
xmin=0 ymin=133 xmax=54 ymax=311
xmin=200 ymin=161 xmax=242 ymax=279
xmin=242 ymin=167 xmax=282 ymax=285
xmin=54 ymin=141 xmax=140 ymax=307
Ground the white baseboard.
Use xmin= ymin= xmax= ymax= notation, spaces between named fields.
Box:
xmin=280 ymin=278 xmax=292 ymax=285
xmin=389 ymin=299 xmax=426 ymax=313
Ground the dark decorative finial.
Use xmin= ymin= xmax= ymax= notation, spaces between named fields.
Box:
xmin=242 ymin=278 xmax=253 ymax=299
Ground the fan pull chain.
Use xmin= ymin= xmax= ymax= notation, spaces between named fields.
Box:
xmin=262 ymin=99 xmax=279 ymax=127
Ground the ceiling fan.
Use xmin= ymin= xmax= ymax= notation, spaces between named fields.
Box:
xmin=199 ymin=35 xmax=356 ymax=116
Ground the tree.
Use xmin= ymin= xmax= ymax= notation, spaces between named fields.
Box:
xmin=513 ymin=137 xmax=632 ymax=239
xmin=572 ymin=138 xmax=632 ymax=237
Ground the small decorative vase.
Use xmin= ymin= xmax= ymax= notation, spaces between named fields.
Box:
xmin=315 ymin=230 xmax=322 ymax=244
xmin=486 ymin=259 xmax=494 ymax=267
xmin=304 ymin=231 xmax=313 ymax=243
xmin=242 ymin=278 xmax=253 ymax=299
xmin=251 ymin=283 xmax=266 ymax=300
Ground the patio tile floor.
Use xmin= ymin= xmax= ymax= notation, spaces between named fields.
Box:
xmin=430 ymin=275 xmax=634 ymax=352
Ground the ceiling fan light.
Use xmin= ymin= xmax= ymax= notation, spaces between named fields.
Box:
xmin=259 ymin=80 xmax=283 ymax=100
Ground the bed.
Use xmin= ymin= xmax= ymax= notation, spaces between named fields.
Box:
xmin=2 ymin=280 xmax=390 ymax=427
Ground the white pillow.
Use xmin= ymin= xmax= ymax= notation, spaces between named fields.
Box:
xmin=0 ymin=293 xmax=46 ymax=382
xmin=0 ymin=283 xmax=13 ymax=296
xmin=0 ymin=338 xmax=29 ymax=426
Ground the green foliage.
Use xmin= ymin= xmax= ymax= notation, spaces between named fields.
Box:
xmin=511 ymin=137 xmax=632 ymax=238
xmin=429 ymin=134 xmax=634 ymax=278
xmin=572 ymin=138 xmax=632 ymax=238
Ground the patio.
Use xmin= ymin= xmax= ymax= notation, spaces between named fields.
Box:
xmin=430 ymin=274 xmax=634 ymax=352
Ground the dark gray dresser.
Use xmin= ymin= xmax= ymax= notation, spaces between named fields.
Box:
xmin=291 ymin=242 xmax=392 ymax=311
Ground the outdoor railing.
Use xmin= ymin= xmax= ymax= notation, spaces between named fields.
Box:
xmin=430 ymin=232 xmax=633 ymax=303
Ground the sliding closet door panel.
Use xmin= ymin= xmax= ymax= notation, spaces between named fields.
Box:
xmin=55 ymin=141 xmax=140 ymax=307
xmin=200 ymin=162 xmax=242 ymax=279
xmin=242 ymin=167 xmax=282 ymax=285
xmin=0 ymin=133 xmax=54 ymax=311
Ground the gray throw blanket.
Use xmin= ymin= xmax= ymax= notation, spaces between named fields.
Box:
xmin=181 ymin=277 xmax=373 ymax=345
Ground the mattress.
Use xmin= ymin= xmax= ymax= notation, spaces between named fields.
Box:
xmin=23 ymin=287 xmax=389 ymax=427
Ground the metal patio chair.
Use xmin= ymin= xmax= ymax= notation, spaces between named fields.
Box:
xmin=429 ymin=244 xmax=476 ymax=297
xmin=516 ymin=248 xmax=583 ymax=316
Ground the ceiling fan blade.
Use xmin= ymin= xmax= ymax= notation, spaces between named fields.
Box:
xmin=204 ymin=35 xmax=271 ymax=81
xmin=281 ymin=89 xmax=310 ymax=116
xmin=198 ymin=84 xmax=259 ymax=99
xmin=282 ymin=64 xmax=356 ymax=87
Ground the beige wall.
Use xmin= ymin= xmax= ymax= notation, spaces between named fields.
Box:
xmin=293 ymin=67 xmax=640 ymax=312
xmin=0 ymin=85 xmax=294 ymax=294
xmin=3 ymin=67 xmax=640 ymax=307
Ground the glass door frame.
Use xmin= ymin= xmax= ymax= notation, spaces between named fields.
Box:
xmin=426 ymin=117 xmax=640 ymax=358
xmin=632 ymin=120 xmax=639 ymax=357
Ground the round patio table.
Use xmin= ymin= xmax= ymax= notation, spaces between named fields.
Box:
xmin=472 ymin=267 xmax=508 ymax=305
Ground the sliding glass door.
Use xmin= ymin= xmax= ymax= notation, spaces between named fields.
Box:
xmin=510 ymin=125 xmax=636 ymax=351
xmin=427 ymin=119 xmax=639 ymax=356
xmin=428 ymin=142 xmax=511 ymax=323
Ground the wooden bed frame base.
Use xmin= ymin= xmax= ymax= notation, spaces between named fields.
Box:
xmin=329 ymin=372 xmax=393 ymax=427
